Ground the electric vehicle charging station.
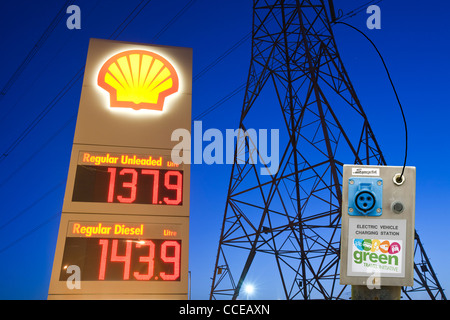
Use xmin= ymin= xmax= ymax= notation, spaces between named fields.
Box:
xmin=340 ymin=165 xmax=416 ymax=288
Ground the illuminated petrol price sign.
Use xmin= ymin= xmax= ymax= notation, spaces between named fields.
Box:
xmin=48 ymin=40 xmax=191 ymax=299
xmin=72 ymin=152 xmax=183 ymax=205
xmin=60 ymin=221 xmax=183 ymax=282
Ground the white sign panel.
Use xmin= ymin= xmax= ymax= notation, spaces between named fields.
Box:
xmin=347 ymin=218 xmax=406 ymax=278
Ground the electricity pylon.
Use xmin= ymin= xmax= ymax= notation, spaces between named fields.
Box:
xmin=209 ymin=0 xmax=446 ymax=300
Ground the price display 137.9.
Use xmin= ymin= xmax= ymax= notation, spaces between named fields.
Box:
xmin=72 ymin=165 xmax=183 ymax=205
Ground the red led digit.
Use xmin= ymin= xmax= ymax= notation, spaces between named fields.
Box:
xmin=111 ymin=239 xmax=132 ymax=280
xmin=141 ymin=169 xmax=159 ymax=204
xmin=160 ymin=241 xmax=181 ymax=281
xmin=107 ymin=168 xmax=116 ymax=203
xmin=163 ymin=171 xmax=182 ymax=205
xmin=133 ymin=240 xmax=155 ymax=280
xmin=117 ymin=168 xmax=138 ymax=203
xmin=98 ymin=239 xmax=108 ymax=280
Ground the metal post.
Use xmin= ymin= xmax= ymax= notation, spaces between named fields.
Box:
xmin=352 ymin=286 xmax=401 ymax=300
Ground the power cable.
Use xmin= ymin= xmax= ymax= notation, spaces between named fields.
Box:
xmin=0 ymin=1 xmax=384 ymax=256
xmin=0 ymin=0 xmax=383 ymax=166
xmin=0 ymin=68 xmax=83 ymax=164
xmin=0 ymin=0 xmax=154 ymax=165
xmin=0 ymin=0 xmax=199 ymax=165
xmin=0 ymin=0 xmax=102 ymax=126
xmin=193 ymin=82 xmax=246 ymax=121
xmin=0 ymin=180 xmax=65 ymax=232
xmin=110 ymin=0 xmax=153 ymax=40
xmin=194 ymin=32 xmax=251 ymax=82
xmin=0 ymin=0 xmax=198 ymax=185
xmin=333 ymin=21 xmax=408 ymax=181
xmin=0 ymin=211 xmax=61 ymax=255
xmin=0 ymin=0 xmax=199 ymax=255
xmin=192 ymin=1 xmax=384 ymax=119
xmin=152 ymin=0 xmax=197 ymax=42
xmin=0 ymin=0 xmax=74 ymax=102
xmin=0 ymin=1 xmax=155 ymax=255
xmin=0 ymin=0 xmax=222 ymax=165
xmin=334 ymin=0 xmax=383 ymax=21
xmin=0 ymin=114 xmax=76 ymax=188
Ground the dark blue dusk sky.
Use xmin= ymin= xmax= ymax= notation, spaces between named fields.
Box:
xmin=0 ymin=0 xmax=449 ymax=299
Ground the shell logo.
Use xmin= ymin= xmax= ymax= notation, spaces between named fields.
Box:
xmin=98 ymin=50 xmax=179 ymax=111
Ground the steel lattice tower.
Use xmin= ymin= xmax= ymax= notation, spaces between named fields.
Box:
xmin=209 ymin=0 xmax=446 ymax=300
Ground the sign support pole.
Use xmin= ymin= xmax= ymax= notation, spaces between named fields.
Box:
xmin=351 ymin=285 xmax=401 ymax=300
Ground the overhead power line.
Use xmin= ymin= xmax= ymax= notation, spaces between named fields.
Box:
xmin=334 ymin=0 xmax=383 ymax=21
xmin=0 ymin=0 xmax=379 ymax=256
xmin=0 ymin=0 xmax=74 ymax=102
xmin=193 ymin=0 xmax=385 ymax=120
xmin=194 ymin=32 xmax=251 ymax=83
xmin=0 ymin=0 xmax=200 ymax=165
xmin=0 ymin=0 xmax=154 ymax=165
xmin=0 ymin=0 xmax=380 ymax=168
xmin=0 ymin=180 xmax=65 ymax=232
xmin=110 ymin=0 xmax=153 ymax=40
xmin=152 ymin=0 xmax=197 ymax=42
xmin=333 ymin=20 xmax=408 ymax=181
xmin=193 ymin=82 xmax=247 ymax=121
xmin=0 ymin=211 xmax=61 ymax=255
xmin=0 ymin=0 xmax=198 ymax=255
xmin=0 ymin=68 xmax=83 ymax=164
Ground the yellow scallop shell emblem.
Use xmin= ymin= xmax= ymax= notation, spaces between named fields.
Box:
xmin=98 ymin=50 xmax=179 ymax=111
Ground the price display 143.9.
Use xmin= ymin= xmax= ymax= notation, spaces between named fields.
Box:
xmin=72 ymin=165 xmax=183 ymax=205
xmin=60 ymin=238 xmax=181 ymax=281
